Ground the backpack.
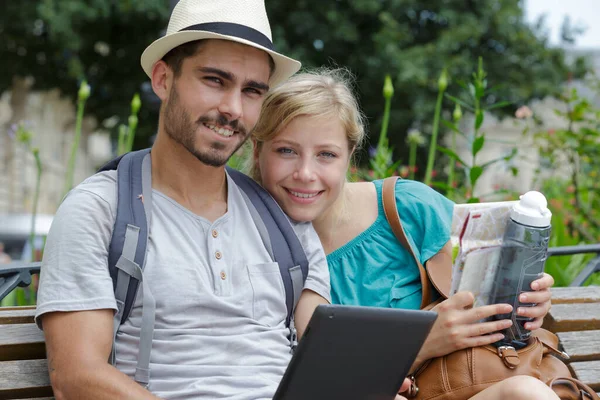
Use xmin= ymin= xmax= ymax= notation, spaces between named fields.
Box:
xmin=97 ymin=148 xmax=309 ymax=386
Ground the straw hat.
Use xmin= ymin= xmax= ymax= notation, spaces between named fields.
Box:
xmin=140 ymin=0 xmax=301 ymax=86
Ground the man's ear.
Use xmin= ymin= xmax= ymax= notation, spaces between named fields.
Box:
xmin=151 ymin=60 xmax=172 ymax=102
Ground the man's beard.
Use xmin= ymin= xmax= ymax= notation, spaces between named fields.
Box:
xmin=163 ymin=87 xmax=249 ymax=167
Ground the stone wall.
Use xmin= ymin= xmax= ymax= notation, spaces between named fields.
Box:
xmin=0 ymin=78 xmax=111 ymax=214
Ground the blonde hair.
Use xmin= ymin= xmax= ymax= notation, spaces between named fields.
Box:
xmin=250 ymin=67 xmax=366 ymax=183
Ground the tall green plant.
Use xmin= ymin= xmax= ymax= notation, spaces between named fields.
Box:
xmin=367 ymin=75 xmax=402 ymax=180
xmin=439 ymin=58 xmax=517 ymax=203
xmin=1 ymin=123 xmax=44 ymax=306
xmin=424 ymin=68 xmax=448 ymax=186
xmin=63 ymin=80 xmax=90 ymax=198
xmin=117 ymin=93 xmax=142 ymax=155
xmin=534 ymin=79 xmax=600 ymax=244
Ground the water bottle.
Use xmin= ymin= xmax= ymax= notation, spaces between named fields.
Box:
xmin=489 ymin=191 xmax=552 ymax=348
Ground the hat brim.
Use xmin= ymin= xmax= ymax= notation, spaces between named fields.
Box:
xmin=141 ymin=31 xmax=301 ymax=88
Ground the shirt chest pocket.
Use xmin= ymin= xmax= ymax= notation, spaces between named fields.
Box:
xmin=247 ymin=262 xmax=287 ymax=327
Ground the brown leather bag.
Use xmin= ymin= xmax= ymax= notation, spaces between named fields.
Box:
xmin=381 ymin=176 xmax=599 ymax=400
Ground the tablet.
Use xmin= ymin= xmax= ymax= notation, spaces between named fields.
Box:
xmin=274 ymin=304 xmax=437 ymax=400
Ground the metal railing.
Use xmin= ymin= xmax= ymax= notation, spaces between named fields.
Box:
xmin=0 ymin=262 xmax=41 ymax=301
xmin=548 ymin=244 xmax=600 ymax=287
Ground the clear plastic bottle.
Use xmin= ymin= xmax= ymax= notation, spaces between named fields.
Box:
xmin=489 ymin=191 xmax=552 ymax=348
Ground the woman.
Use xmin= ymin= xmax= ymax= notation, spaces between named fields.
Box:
xmin=251 ymin=69 xmax=558 ymax=399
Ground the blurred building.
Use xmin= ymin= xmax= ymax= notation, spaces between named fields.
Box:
xmin=0 ymin=77 xmax=112 ymax=214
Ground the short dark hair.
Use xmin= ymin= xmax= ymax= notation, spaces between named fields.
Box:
xmin=161 ymin=39 xmax=276 ymax=78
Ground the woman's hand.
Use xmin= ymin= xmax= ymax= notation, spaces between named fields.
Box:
xmin=516 ymin=272 xmax=554 ymax=331
xmin=416 ymin=292 xmax=513 ymax=363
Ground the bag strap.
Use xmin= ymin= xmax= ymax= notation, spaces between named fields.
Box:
xmin=97 ymin=148 xmax=154 ymax=386
xmin=226 ymin=166 xmax=309 ymax=331
xmin=549 ymin=377 xmax=600 ymax=399
xmin=382 ymin=176 xmax=432 ymax=309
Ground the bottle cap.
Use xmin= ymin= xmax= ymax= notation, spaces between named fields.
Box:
xmin=510 ymin=191 xmax=552 ymax=227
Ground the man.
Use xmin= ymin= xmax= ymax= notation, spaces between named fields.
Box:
xmin=35 ymin=0 xmax=331 ymax=398
xmin=35 ymin=1 xmax=411 ymax=398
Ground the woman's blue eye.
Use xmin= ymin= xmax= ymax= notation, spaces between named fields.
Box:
xmin=276 ymin=147 xmax=294 ymax=154
xmin=320 ymin=151 xmax=337 ymax=158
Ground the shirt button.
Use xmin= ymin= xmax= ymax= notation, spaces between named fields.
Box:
xmin=212 ymin=229 xmax=218 ymax=238
xmin=220 ymin=271 xmax=227 ymax=280
xmin=215 ymin=251 xmax=222 ymax=260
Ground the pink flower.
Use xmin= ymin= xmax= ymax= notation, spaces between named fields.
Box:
xmin=515 ymin=106 xmax=533 ymax=119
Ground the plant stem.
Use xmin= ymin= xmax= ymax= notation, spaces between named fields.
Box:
xmin=446 ymin=130 xmax=456 ymax=194
xmin=424 ymin=87 xmax=445 ymax=185
xmin=408 ymin=142 xmax=416 ymax=180
xmin=29 ymin=150 xmax=42 ymax=263
xmin=379 ymin=95 xmax=392 ymax=149
xmin=63 ymin=98 xmax=86 ymax=197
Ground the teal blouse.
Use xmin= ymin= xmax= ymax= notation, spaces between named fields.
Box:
xmin=327 ymin=179 xmax=455 ymax=309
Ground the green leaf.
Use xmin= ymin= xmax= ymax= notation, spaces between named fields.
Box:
xmin=438 ymin=147 xmax=468 ymax=167
xmin=485 ymin=101 xmax=512 ymax=111
xmin=472 ymin=136 xmax=485 ymax=157
xmin=467 ymin=197 xmax=481 ymax=204
xmin=444 ymin=94 xmax=475 ymax=112
xmin=469 ymin=166 xmax=483 ymax=187
xmin=441 ymin=120 xmax=468 ymax=139
xmin=475 ymin=110 xmax=484 ymax=130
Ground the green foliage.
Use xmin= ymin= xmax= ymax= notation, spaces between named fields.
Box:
xmin=266 ymin=0 xmax=586 ymax=173
xmin=0 ymin=0 xmax=169 ymax=145
xmin=439 ymin=58 xmax=518 ymax=203
xmin=117 ymin=93 xmax=143 ymax=156
xmin=532 ymin=76 xmax=600 ymax=286
xmin=0 ymin=1 xmax=586 ymax=155
xmin=368 ymin=75 xmax=403 ymax=180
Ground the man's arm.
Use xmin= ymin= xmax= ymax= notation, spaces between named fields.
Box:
xmin=293 ymin=289 xmax=329 ymax=340
xmin=42 ymin=310 xmax=161 ymax=400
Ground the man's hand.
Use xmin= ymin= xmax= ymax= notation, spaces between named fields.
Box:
xmin=416 ymin=292 xmax=513 ymax=362
xmin=516 ymin=272 xmax=554 ymax=330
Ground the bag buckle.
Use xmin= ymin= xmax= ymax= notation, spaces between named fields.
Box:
xmin=406 ymin=375 xmax=419 ymax=398
xmin=497 ymin=345 xmax=520 ymax=369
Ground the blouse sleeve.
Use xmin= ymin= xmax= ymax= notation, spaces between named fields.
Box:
xmin=394 ymin=179 xmax=455 ymax=264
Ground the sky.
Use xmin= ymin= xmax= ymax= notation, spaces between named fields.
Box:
xmin=525 ymin=0 xmax=600 ymax=49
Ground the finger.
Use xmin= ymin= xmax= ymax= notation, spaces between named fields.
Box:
xmin=448 ymin=291 xmax=476 ymax=309
xmin=517 ymin=301 xmax=551 ymax=320
xmin=398 ymin=378 xmax=411 ymax=393
xmin=464 ymin=303 xmax=512 ymax=324
xmin=531 ymin=273 xmax=554 ymax=291
xmin=395 ymin=395 xmax=408 ymax=400
xmin=520 ymin=289 xmax=551 ymax=305
xmin=465 ymin=319 xmax=513 ymax=338
xmin=524 ymin=316 xmax=544 ymax=331
xmin=463 ymin=332 xmax=506 ymax=349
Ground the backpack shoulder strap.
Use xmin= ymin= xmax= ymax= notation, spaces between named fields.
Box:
xmin=100 ymin=148 xmax=152 ymax=324
xmin=225 ymin=166 xmax=309 ymax=328
xmin=99 ymin=148 xmax=155 ymax=386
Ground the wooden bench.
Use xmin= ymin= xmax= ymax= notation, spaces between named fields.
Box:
xmin=543 ymin=286 xmax=600 ymax=394
xmin=2 ymin=288 xmax=599 ymax=398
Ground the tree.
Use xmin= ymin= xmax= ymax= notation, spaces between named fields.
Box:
xmin=0 ymin=0 xmax=170 ymax=147
xmin=1 ymin=0 xmax=587 ymax=167
xmin=266 ymin=0 xmax=587 ymax=172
